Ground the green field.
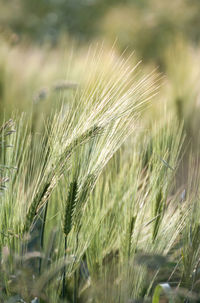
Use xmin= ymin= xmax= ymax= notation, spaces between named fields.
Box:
xmin=1 ymin=1 xmax=200 ymax=302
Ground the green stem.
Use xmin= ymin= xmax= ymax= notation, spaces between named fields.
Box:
xmin=39 ymin=201 xmax=48 ymax=275
xmin=73 ymin=231 xmax=79 ymax=303
xmin=62 ymin=235 xmax=68 ymax=299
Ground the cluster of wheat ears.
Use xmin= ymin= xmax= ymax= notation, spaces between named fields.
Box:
xmin=0 ymin=42 xmax=200 ymax=303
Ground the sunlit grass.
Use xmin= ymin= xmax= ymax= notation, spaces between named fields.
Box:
xmin=0 ymin=39 xmax=200 ymax=303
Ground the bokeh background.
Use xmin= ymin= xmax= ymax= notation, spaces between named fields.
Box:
xmin=1 ymin=0 xmax=200 ymax=66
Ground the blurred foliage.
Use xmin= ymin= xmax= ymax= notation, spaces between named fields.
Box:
xmin=0 ymin=0 xmax=121 ymax=43
xmin=100 ymin=0 xmax=200 ymax=64
xmin=1 ymin=0 xmax=200 ymax=65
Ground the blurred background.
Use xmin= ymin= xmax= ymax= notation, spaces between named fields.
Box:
xmin=1 ymin=0 xmax=200 ymax=66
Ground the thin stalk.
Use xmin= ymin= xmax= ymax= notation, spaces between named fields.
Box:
xmin=73 ymin=229 xmax=80 ymax=303
xmin=62 ymin=235 xmax=68 ymax=299
xmin=127 ymin=216 xmax=136 ymax=259
xmin=73 ymin=268 xmax=78 ymax=303
xmin=39 ymin=201 xmax=48 ymax=275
